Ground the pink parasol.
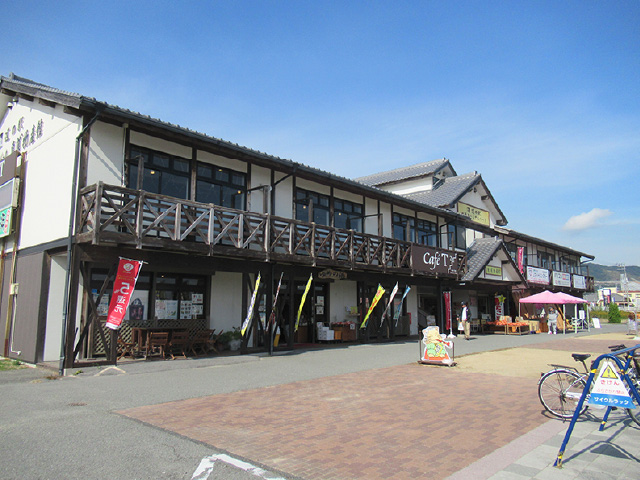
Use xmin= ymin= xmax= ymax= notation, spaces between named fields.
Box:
xmin=519 ymin=290 xmax=560 ymax=304
xmin=552 ymin=292 xmax=587 ymax=304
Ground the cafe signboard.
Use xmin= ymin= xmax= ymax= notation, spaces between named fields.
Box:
xmin=412 ymin=245 xmax=460 ymax=277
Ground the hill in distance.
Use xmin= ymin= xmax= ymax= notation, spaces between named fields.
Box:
xmin=588 ymin=264 xmax=639 ymax=285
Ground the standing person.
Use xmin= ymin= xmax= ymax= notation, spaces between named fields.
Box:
xmin=461 ymin=301 xmax=470 ymax=340
xmin=547 ymin=307 xmax=558 ymax=334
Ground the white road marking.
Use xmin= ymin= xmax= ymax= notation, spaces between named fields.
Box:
xmin=192 ymin=453 xmax=286 ymax=480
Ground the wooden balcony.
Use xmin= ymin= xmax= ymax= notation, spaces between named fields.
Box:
xmin=76 ymin=183 xmax=466 ymax=278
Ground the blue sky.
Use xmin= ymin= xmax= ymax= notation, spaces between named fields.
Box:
xmin=2 ymin=1 xmax=639 ymax=266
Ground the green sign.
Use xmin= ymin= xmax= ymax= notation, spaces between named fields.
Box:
xmin=0 ymin=206 xmax=12 ymax=238
xmin=485 ymin=265 xmax=502 ymax=277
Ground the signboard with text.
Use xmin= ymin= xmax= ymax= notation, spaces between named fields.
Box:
xmin=485 ymin=265 xmax=502 ymax=277
xmin=573 ymin=275 xmax=586 ymax=290
xmin=412 ymin=245 xmax=461 ymax=277
xmin=457 ymin=201 xmax=490 ymax=226
xmin=552 ymin=271 xmax=571 ymax=288
xmin=527 ymin=266 xmax=550 ymax=285
xmin=105 ymin=259 xmax=144 ymax=330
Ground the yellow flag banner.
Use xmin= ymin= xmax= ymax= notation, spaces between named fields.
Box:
xmin=295 ymin=274 xmax=313 ymax=332
xmin=360 ymin=284 xmax=385 ymax=329
xmin=241 ymin=272 xmax=261 ymax=336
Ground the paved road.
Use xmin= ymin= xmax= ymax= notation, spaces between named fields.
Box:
xmin=1 ymin=324 xmax=637 ymax=479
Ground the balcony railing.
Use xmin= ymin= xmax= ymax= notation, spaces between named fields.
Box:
xmin=77 ymin=183 xmax=465 ymax=278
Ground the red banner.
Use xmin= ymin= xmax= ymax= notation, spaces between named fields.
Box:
xmin=444 ymin=291 xmax=451 ymax=331
xmin=105 ymin=258 xmax=143 ymax=330
xmin=517 ymin=247 xmax=524 ymax=273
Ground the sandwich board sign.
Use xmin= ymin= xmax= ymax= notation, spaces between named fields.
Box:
xmin=588 ymin=360 xmax=635 ymax=409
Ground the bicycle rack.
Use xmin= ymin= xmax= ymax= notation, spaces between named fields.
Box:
xmin=554 ymin=344 xmax=640 ymax=468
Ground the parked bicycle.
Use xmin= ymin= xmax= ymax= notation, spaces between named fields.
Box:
xmin=537 ymin=344 xmax=640 ymax=425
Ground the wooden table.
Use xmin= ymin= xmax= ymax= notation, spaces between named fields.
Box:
xmin=132 ymin=327 xmax=187 ymax=357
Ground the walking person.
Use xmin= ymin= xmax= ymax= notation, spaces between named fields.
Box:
xmin=547 ymin=307 xmax=558 ymax=334
xmin=461 ymin=301 xmax=470 ymax=340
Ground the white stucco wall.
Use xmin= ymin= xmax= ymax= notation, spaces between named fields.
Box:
xmin=248 ymin=164 xmax=270 ymax=214
xmin=209 ymin=271 xmax=243 ymax=333
xmin=0 ymin=100 xmax=82 ymax=249
xmin=87 ymin=121 xmax=125 ymax=186
xmin=130 ymin=131 xmax=191 ymax=160
xmin=329 ymin=279 xmax=357 ymax=324
xmin=406 ymin=288 xmax=419 ymax=335
xmin=273 ymin=173 xmax=293 ymax=218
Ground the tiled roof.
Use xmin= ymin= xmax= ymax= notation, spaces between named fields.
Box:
xmin=355 ymin=159 xmax=451 ymax=186
xmin=404 ymin=172 xmax=480 ymax=208
xmin=462 ymin=237 xmax=503 ymax=281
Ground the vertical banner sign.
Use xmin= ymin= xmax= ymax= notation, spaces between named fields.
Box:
xmin=296 ymin=274 xmax=313 ymax=332
xmin=268 ymin=272 xmax=284 ymax=329
xmin=495 ymin=294 xmax=505 ymax=317
xmin=393 ymin=285 xmax=411 ymax=326
xmin=241 ymin=272 xmax=261 ymax=336
xmin=517 ymin=247 xmax=524 ymax=273
xmin=380 ymin=282 xmax=399 ymax=328
xmin=360 ymin=284 xmax=385 ymax=329
xmin=444 ymin=291 xmax=452 ymax=331
xmin=105 ymin=258 xmax=144 ymax=330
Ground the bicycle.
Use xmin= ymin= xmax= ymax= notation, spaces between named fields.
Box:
xmin=537 ymin=344 xmax=640 ymax=425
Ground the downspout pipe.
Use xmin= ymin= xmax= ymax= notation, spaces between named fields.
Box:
xmin=58 ymin=108 xmax=103 ymax=376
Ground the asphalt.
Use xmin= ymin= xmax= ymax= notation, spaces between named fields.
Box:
xmin=1 ymin=323 xmax=639 ymax=480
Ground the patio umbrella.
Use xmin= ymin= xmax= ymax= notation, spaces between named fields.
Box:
xmin=552 ymin=292 xmax=587 ymax=304
xmin=519 ymin=290 xmax=559 ymax=304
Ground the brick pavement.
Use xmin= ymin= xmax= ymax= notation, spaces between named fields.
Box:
xmin=118 ymin=334 xmax=639 ymax=480
xmin=119 ymin=363 xmax=547 ymax=480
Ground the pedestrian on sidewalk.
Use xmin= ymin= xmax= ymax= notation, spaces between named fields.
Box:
xmin=547 ymin=307 xmax=558 ymax=334
xmin=461 ymin=301 xmax=470 ymax=340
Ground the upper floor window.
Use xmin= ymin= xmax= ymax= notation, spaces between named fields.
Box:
xmin=416 ymin=219 xmax=437 ymax=247
xmin=539 ymin=251 xmax=552 ymax=269
xmin=295 ymin=188 xmax=330 ymax=226
xmin=196 ymin=163 xmax=246 ymax=210
xmin=445 ymin=223 xmax=466 ymax=250
xmin=127 ymin=145 xmax=190 ymax=199
xmin=334 ymin=198 xmax=363 ymax=232
xmin=393 ymin=213 xmax=414 ymax=242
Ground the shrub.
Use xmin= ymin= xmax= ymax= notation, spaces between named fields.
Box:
xmin=608 ymin=303 xmax=622 ymax=323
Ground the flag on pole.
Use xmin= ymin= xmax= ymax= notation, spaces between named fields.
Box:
xmin=393 ymin=285 xmax=411 ymax=326
xmin=268 ymin=272 xmax=284 ymax=330
xmin=241 ymin=272 xmax=261 ymax=336
xmin=105 ymin=258 xmax=144 ymax=330
xmin=296 ymin=273 xmax=313 ymax=332
xmin=361 ymin=284 xmax=385 ymax=329
xmin=380 ymin=282 xmax=399 ymax=328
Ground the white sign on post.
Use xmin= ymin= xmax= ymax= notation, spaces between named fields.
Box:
xmin=588 ymin=360 xmax=635 ymax=409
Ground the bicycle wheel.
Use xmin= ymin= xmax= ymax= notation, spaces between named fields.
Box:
xmin=625 ymin=373 xmax=640 ymax=426
xmin=538 ymin=369 xmax=588 ymax=419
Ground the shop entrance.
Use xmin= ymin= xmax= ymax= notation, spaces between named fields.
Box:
xmin=293 ymin=281 xmax=328 ymax=344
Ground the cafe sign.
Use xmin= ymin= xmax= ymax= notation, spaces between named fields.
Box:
xmin=412 ymin=245 xmax=460 ymax=276
xmin=318 ymin=268 xmax=347 ymax=280
xmin=457 ymin=201 xmax=490 ymax=226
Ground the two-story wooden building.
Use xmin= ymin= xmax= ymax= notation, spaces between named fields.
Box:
xmin=0 ymin=73 xmax=594 ymax=369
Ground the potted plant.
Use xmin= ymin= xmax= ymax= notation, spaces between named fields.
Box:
xmin=219 ymin=327 xmax=243 ymax=351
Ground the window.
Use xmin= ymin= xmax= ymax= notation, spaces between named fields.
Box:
xmin=415 ymin=219 xmax=437 ymax=246
xmin=334 ymin=198 xmax=363 ymax=232
xmin=295 ymin=188 xmax=330 ymax=226
xmin=539 ymin=251 xmax=552 ymax=269
xmin=393 ymin=213 xmax=414 ymax=242
xmin=196 ymin=163 xmax=246 ymax=209
xmin=154 ymin=274 xmax=207 ymax=320
xmin=127 ymin=146 xmax=190 ymax=199
xmin=445 ymin=223 xmax=466 ymax=250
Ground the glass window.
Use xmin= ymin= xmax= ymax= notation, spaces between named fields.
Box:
xmin=393 ymin=213 xmax=414 ymax=242
xmin=295 ymin=188 xmax=330 ymax=226
xmin=446 ymin=223 xmax=466 ymax=249
xmin=196 ymin=162 xmax=246 ymax=209
xmin=126 ymin=145 xmax=190 ymax=200
xmin=334 ymin=198 xmax=363 ymax=232
xmin=154 ymin=273 xmax=206 ymax=320
xmin=416 ymin=219 xmax=437 ymax=246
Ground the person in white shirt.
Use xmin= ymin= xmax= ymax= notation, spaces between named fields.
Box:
xmin=461 ymin=301 xmax=470 ymax=340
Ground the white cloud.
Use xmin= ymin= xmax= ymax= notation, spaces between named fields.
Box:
xmin=562 ymin=208 xmax=613 ymax=231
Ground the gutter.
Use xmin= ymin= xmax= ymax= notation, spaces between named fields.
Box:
xmin=58 ymin=107 xmax=103 ymax=376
